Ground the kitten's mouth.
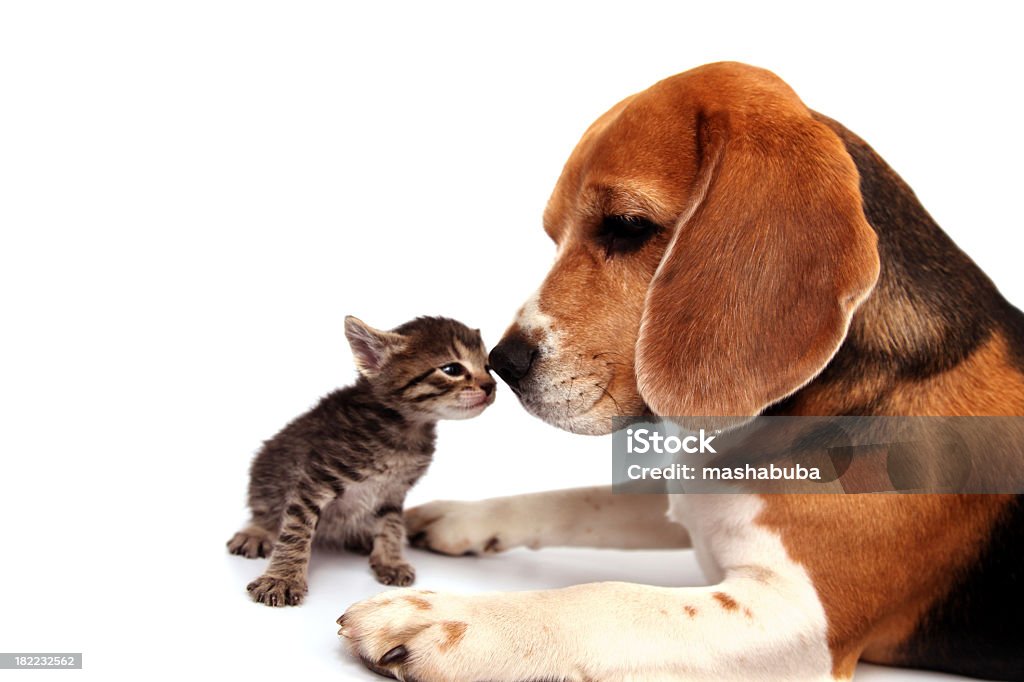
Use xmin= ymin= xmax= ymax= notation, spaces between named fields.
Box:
xmin=451 ymin=387 xmax=495 ymax=413
xmin=458 ymin=391 xmax=493 ymax=410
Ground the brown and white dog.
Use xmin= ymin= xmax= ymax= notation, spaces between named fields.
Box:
xmin=339 ymin=62 xmax=1024 ymax=681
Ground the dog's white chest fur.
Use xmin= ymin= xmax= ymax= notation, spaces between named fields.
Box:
xmin=666 ymin=493 xmax=835 ymax=679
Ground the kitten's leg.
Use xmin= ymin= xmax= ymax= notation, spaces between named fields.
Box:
xmin=368 ymin=503 xmax=415 ymax=587
xmin=227 ymin=523 xmax=276 ymax=559
xmin=247 ymin=482 xmax=332 ymax=607
xmin=406 ymin=486 xmax=691 ymax=555
xmin=227 ymin=501 xmax=282 ymax=558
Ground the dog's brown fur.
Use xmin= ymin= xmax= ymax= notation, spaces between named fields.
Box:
xmin=503 ymin=62 xmax=1024 ymax=679
xmin=339 ymin=62 xmax=1023 ymax=681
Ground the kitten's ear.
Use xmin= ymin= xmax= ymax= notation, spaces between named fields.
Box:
xmin=344 ymin=316 xmax=405 ymax=378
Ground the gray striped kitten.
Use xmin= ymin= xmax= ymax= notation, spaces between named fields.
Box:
xmin=228 ymin=315 xmax=495 ymax=607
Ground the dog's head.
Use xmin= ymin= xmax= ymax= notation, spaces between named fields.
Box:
xmin=490 ymin=62 xmax=880 ymax=434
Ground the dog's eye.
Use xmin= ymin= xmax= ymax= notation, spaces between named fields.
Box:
xmin=598 ymin=215 xmax=660 ymax=256
xmin=439 ymin=363 xmax=465 ymax=377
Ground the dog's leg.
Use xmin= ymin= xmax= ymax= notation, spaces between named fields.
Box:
xmin=351 ymin=494 xmax=847 ymax=680
xmin=340 ymin=568 xmax=834 ymax=682
xmin=405 ymin=486 xmax=690 ymax=555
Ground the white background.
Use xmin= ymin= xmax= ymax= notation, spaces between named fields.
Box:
xmin=1 ymin=2 xmax=1021 ymax=680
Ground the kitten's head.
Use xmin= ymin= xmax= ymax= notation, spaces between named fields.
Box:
xmin=344 ymin=315 xmax=496 ymax=421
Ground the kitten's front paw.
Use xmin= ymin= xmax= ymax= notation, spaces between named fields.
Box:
xmin=246 ymin=574 xmax=307 ymax=607
xmin=227 ymin=526 xmax=275 ymax=559
xmin=371 ymin=560 xmax=416 ymax=587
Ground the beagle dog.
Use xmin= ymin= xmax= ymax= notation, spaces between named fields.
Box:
xmin=340 ymin=62 xmax=1024 ymax=681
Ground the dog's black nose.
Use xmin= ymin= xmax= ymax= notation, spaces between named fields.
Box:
xmin=489 ymin=335 xmax=537 ymax=388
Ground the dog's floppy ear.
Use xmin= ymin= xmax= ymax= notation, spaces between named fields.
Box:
xmin=635 ymin=111 xmax=879 ymax=421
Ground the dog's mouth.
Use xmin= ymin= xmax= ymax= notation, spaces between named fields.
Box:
xmin=508 ymin=367 xmax=622 ymax=435
xmin=490 ymin=334 xmax=646 ymax=434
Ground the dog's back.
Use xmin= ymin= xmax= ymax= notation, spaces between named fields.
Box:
xmin=809 ymin=116 xmax=1024 ymax=681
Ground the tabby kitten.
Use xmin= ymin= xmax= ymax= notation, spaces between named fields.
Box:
xmin=227 ymin=315 xmax=495 ymax=607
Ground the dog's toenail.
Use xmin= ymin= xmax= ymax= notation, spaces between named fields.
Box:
xmin=380 ymin=645 xmax=408 ymax=665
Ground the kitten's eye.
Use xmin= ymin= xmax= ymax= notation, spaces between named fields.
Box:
xmin=440 ymin=363 xmax=465 ymax=377
xmin=598 ymin=214 xmax=660 ymax=257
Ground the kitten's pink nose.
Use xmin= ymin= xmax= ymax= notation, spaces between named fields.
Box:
xmin=480 ymin=380 xmax=496 ymax=397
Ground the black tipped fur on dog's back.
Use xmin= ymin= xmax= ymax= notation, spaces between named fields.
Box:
xmin=815 ymin=113 xmax=1023 ymax=382
xmin=809 ymin=115 xmax=1024 ymax=681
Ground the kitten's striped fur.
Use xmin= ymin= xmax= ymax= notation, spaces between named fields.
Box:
xmin=228 ymin=316 xmax=495 ymax=607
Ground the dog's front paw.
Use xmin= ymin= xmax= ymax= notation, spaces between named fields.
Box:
xmin=371 ymin=559 xmax=416 ymax=587
xmin=406 ymin=499 xmax=528 ymax=556
xmin=338 ymin=588 xmax=581 ymax=682
xmin=247 ymin=574 xmax=307 ymax=607
xmin=339 ymin=584 xmax=661 ymax=682
xmin=337 ymin=590 xmax=486 ymax=681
